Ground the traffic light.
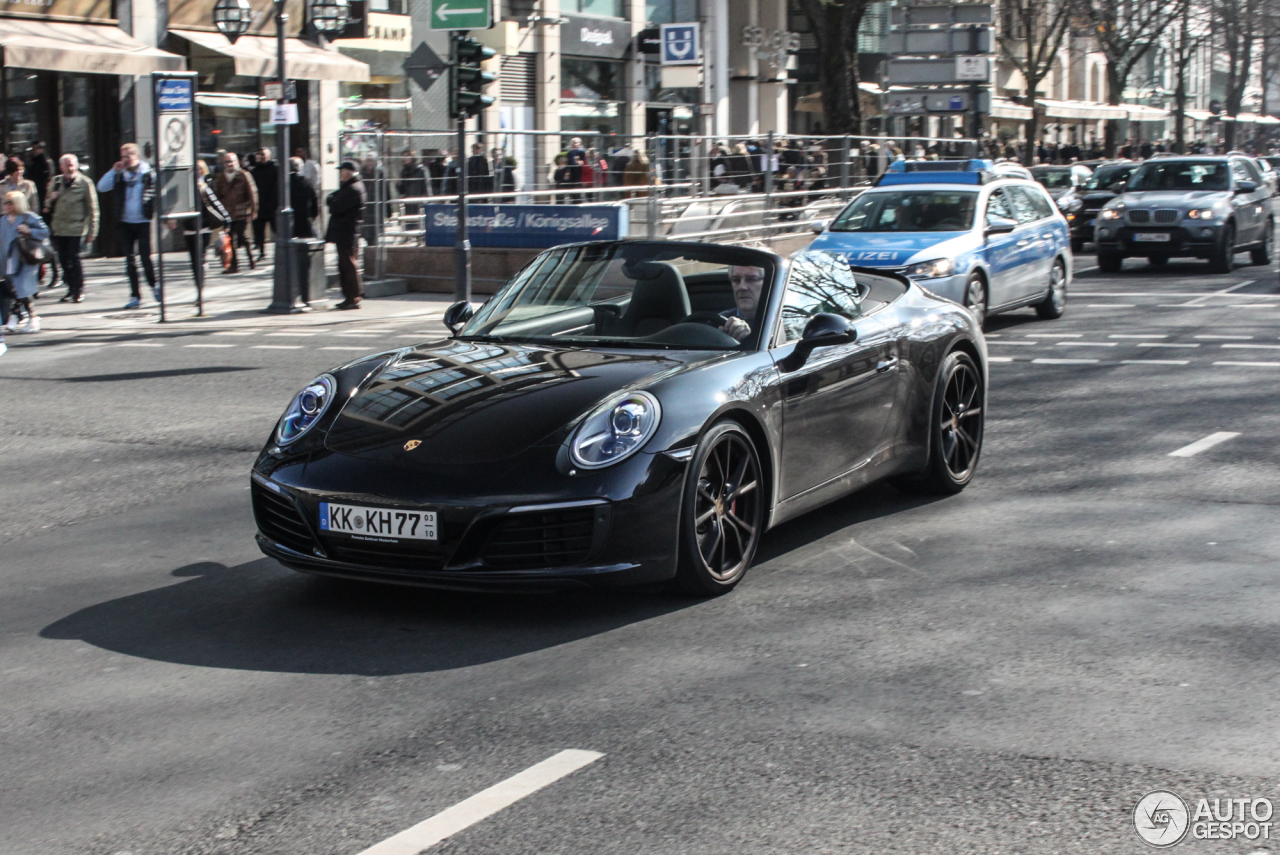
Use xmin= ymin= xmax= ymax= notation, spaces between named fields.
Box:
xmin=451 ymin=35 xmax=496 ymax=118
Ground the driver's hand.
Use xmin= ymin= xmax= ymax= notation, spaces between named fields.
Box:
xmin=722 ymin=316 xmax=750 ymax=342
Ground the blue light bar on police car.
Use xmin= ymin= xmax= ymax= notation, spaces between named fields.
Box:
xmin=876 ymin=159 xmax=996 ymax=186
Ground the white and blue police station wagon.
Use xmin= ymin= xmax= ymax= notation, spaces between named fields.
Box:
xmin=809 ymin=159 xmax=1071 ymax=327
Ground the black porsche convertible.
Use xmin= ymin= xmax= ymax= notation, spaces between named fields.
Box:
xmin=251 ymin=241 xmax=986 ymax=595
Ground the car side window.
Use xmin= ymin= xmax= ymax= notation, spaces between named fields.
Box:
xmin=777 ymin=252 xmax=864 ymax=345
xmin=1024 ymin=186 xmax=1056 ymax=219
xmin=1231 ymin=159 xmax=1252 ymax=186
xmin=1005 ymin=186 xmax=1042 ymax=224
xmin=984 ymin=189 xmax=1014 ymax=225
xmin=1242 ymin=160 xmax=1264 ymax=183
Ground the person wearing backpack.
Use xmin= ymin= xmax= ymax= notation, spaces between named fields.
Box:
xmin=96 ymin=143 xmax=157 ymax=309
xmin=1 ymin=190 xmax=51 ymax=334
xmin=45 ymin=153 xmax=99 ymax=303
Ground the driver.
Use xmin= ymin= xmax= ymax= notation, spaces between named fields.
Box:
xmin=718 ymin=265 xmax=765 ymax=342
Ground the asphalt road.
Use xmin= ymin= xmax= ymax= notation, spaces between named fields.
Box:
xmin=3 ymin=250 xmax=1280 ymax=855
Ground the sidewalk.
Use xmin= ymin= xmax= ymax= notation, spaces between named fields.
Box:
xmin=22 ymin=244 xmax=457 ymax=337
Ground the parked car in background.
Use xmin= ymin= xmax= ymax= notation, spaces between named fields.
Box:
xmin=1093 ymin=155 xmax=1274 ymax=273
xmin=1055 ymin=160 xmax=1140 ymax=253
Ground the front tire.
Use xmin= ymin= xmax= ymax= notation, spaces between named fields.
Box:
xmin=1209 ymin=222 xmax=1236 ymax=273
xmin=899 ymin=351 xmax=984 ymax=495
xmin=1252 ymin=220 xmax=1273 ymax=265
xmin=673 ymin=421 xmax=765 ymax=596
xmin=1035 ymin=258 xmax=1067 ymax=320
xmin=963 ymin=272 xmax=988 ymax=329
xmin=1097 ymin=249 xmax=1123 ymax=272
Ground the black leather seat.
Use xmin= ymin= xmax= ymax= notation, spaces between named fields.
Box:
xmin=605 ymin=262 xmax=692 ymax=337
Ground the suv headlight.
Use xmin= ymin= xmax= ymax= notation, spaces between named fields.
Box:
xmin=1099 ymin=209 xmax=1122 ymax=220
xmin=569 ymin=391 xmax=662 ymax=469
xmin=275 ymin=374 xmax=336 ymax=445
xmin=903 ymin=258 xmax=955 ymax=279
xmin=1186 ymin=208 xmax=1218 ymax=220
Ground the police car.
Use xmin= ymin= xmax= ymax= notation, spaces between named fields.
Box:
xmin=809 ymin=159 xmax=1070 ymax=327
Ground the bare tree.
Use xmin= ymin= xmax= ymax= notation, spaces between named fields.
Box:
xmin=1214 ymin=0 xmax=1263 ymax=148
xmin=1167 ymin=0 xmax=1210 ymax=152
xmin=796 ymin=0 xmax=878 ymax=134
xmin=1076 ymin=0 xmax=1183 ymax=155
xmin=997 ymin=0 xmax=1073 ymax=164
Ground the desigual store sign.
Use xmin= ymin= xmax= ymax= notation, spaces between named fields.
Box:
xmin=0 ymin=0 xmax=113 ymax=22
xmin=560 ymin=14 xmax=632 ymax=60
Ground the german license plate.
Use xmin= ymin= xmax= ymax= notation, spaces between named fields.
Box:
xmin=319 ymin=502 xmax=436 ymax=540
xmin=1134 ymin=232 xmax=1171 ymax=242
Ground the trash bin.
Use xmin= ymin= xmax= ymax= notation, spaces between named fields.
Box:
xmin=292 ymin=238 xmax=327 ymax=307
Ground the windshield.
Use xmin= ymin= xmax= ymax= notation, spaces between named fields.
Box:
xmin=1083 ymin=164 xmax=1135 ymax=191
xmin=458 ymin=243 xmax=777 ymax=351
xmin=1128 ymin=161 xmax=1229 ymax=191
xmin=830 ymin=190 xmax=977 ymax=232
xmin=1033 ymin=169 xmax=1074 ymax=189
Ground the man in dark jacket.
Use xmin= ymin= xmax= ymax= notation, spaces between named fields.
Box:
xmin=396 ymin=150 xmax=428 ymax=217
xmin=288 ymin=157 xmax=319 ymax=238
xmin=250 ymin=147 xmax=279 ymax=261
xmin=325 ymin=161 xmax=366 ymax=310
xmin=466 ymin=142 xmax=491 ymax=195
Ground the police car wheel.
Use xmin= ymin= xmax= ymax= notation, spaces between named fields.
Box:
xmin=963 ymin=273 xmax=987 ymax=329
xmin=1035 ymin=258 xmax=1067 ymax=320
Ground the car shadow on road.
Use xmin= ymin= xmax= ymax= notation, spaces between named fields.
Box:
xmin=40 ymin=560 xmax=698 ymax=677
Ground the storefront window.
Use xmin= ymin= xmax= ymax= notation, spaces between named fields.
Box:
xmin=646 ymin=0 xmax=696 ymax=24
xmin=562 ymin=58 xmax=623 ymax=102
xmin=4 ymin=69 xmax=41 ymax=156
xmin=339 ymin=78 xmax=411 ymax=132
xmin=367 ymin=0 xmax=405 ymax=11
xmin=564 ymin=0 xmax=623 ymax=17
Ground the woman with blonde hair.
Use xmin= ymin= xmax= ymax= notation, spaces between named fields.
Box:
xmin=1 ymin=190 xmax=50 ymax=334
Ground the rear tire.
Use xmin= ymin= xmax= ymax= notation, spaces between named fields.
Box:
xmin=1035 ymin=258 xmax=1067 ymax=320
xmin=1252 ymin=220 xmax=1273 ymax=265
xmin=672 ymin=422 xmax=765 ymax=597
xmin=897 ymin=351 xmax=984 ymax=496
xmin=1097 ymin=250 xmax=1123 ymax=272
xmin=1209 ymin=223 xmax=1236 ymax=273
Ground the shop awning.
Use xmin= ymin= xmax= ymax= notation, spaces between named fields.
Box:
xmin=0 ymin=19 xmax=185 ymax=75
xmin=1038 ymin=99 xmax=1127 ymax=120
xmin=1185 ymin=109 xmax=1214 ymax=122
xmin=990 ymin=97 xmax=1032 ymax=120
xmin=173 ymin=29 xmax=369 ymax=82
xmin=1124 ymin=103 xmax=1170 ymax=120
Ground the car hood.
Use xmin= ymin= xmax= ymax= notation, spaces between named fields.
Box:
xmin=323 ymin=339 xmax=689 ymax=466
xmin=1118 ymin=190 xmax=1229 ymax=207
xmin=809 ymin=231 xmax=970 ymax=268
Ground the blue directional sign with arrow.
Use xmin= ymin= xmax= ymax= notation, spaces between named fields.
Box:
xmin=429 ymin=0 xmax=492 ymax=30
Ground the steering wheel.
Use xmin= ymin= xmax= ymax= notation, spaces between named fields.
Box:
xmin=681 ymin=311 xmax=729 ymax=328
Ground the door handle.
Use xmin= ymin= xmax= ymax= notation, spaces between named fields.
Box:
xmin=1016 ymin=239 xmax=1030 ymax=246
xmin=876 ymin=357 xmax=898 ymax=373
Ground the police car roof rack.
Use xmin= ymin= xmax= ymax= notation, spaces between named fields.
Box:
xmin=874 ymin=159 xmax=997 ymax=187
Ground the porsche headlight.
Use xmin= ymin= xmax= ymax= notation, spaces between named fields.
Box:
xmin=569 ymin=391 xmax=661 ymax=469
xmin=1099 ymin=208 xmax=1122 ymax=220
xmin=903 ymin=258 xmax=955 ymax=280
xmin=275 ymin=374 xmax=336 ymax=445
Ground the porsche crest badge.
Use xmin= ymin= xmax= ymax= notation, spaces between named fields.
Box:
xmin=404 ymin=440 xmax=422 ymax=451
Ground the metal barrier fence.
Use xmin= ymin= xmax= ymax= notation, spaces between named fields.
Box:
xmin=339 ymin=130 xmax=978 ymax=280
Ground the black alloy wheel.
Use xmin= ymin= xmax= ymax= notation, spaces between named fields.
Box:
xmin=674 ymin=421 xmax=765 ymax=596
xmin=900 ymin=351 xmax=984 ymax=495
xmin=963 ymin=272 xmax=988 ymax=329
xmin=1097 ymin=250 xmax=1123 ymax=272
xmin=1252 ymin=220 xmax=1273 ymax=265
xmin=1209 ymin=222 xmax=1236 ymax=273
xmin=1035 ymin=258 xmax=1067 ymax=319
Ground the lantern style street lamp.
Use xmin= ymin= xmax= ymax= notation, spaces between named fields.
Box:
xmin=214 ymin=0 xmax=350 ymax=313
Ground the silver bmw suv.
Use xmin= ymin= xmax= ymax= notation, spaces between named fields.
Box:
xmin=1093 ymin=156 xmax=1274 ymax=273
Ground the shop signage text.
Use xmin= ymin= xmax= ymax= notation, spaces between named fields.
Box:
xmin=335 ymin=11 xmax=411 ymax=52
xmin=561 ymin=14 xmax=632 ymax=59
xmin=423 ymin=204 xmax=628 ymax=248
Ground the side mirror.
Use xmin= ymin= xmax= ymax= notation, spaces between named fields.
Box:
xmin=780 ymin=313 xmax=856 ymax=372
xmin=1108 ymin=180 xmax=1127 ymax=193
xmin=442 ymin=300 xmax=474 ymax=335
xmin=984 ymin=216 xmax=1017 ymax=237
xmin=1235 ymin=180 xmax=1258 ymax=194
xmin=810 ymin=219 xmax=829 ymax=235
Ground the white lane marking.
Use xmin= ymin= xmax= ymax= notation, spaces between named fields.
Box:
xmin=1139 ymin=342 xmax=1199 ymax=348
xmin=321 ymin=346 xmax=370 ymax=351
xmin=119 ymin=342 xmax=165 ymax=347
xmin=1111 ymin=334 xmax=1167 ymax=339
xmin=252 ymin=344 xmax=305 ymax=350
xmin=213 ymin=330 xmax=258 ymax=336
xmin=267 ymin=332 xmax=318 ymax=337
xmin=1056 ymin=341 xmax=1117 ymax=347
xmin=1026 ymin=333 xmax=1083 ymax=338
xmin=336 ymin=333 xmax=384 ymax=338
xmin=1032 ymin=358 xmax=1099 ymax=364
xmin=1196 ymin=334 xmax=1254 ymax=340
xmin=1222 ymin=343 xmax=1280 ymax=349
xmin=396 ymin=334 xmax=428 ymax=338
xmin=1077 ymin=291 xmax=1253 ymax=297
xmin=1182 ymin=280 xmax=1261 ymax=306
xmin=1169 ymin=432 xmax=1240 ymax=458
xmin=355 ymin=750 xmax=604 ymax=855
xmin=1158 ymin=304 xmax=1214 ymax=308
xmin=988 ymin=340 xmax=1037 ymax=346
xmin=1121 ymin=359 xmax=1190 ymax=365
xmin=1084 ymin=303 xmax=1136 ymax=308
xmin=185 ymin=343 xmax=236 ymax=348
xmin=988 ymin=356 xmax=1014 ymax=362
xmin=1214 ymin=360 xmax=1280 ymax=367
xmin=1223 ymin=280 xmax=1257 ymax=292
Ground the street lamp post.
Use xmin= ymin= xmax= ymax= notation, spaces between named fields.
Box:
xmin=213 ymin=0 xmax=349 ymax=314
